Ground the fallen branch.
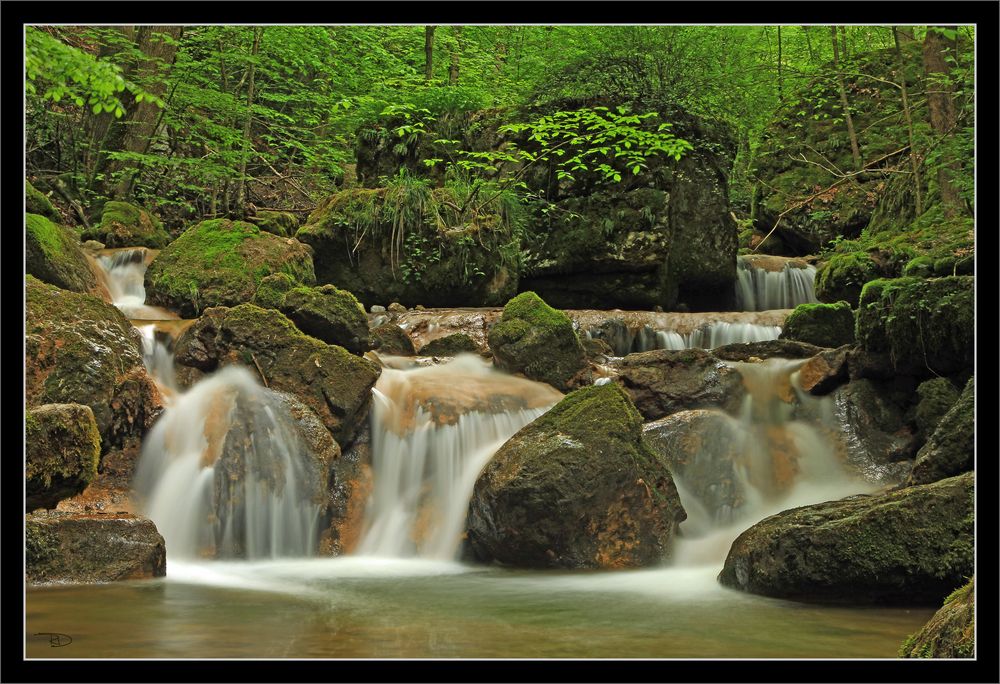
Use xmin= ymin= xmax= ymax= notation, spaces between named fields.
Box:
xmin=250 ymin=352 xmax=269 ymax=388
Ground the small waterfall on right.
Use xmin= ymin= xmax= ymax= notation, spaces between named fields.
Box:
xmin=735 ymin=255 xmax=818 ymax=311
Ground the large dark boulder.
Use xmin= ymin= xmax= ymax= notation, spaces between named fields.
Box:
xmin=279 ymin=284 xmax=371 ymax=354
xmin=26 ymin=511 xmax=166 ymax=584
xmin=467 ymin=383 xmax=686 ymax=569
xmin=488 ymin=292 xmax=588 ymax=391
xmin=173 ymin=304 xmax=379 ymax=445
xmin=418 ymin=332 xmax=480 ymax=357
xmin=25 ymin=404 xmax=100 ymax=512
xmin=913 ymin=377 xmax=962 ymax=443
xmin=814 ymin=252 xmax=882 ymax=307
xmin=25 ymin=214 xmax=101 ymax=295
xmin=907 ymin=378 xmax=974 ymax=486
xmin=371 ymin=323 xmax=416 ymax=356
xmin=712 ymin=338 xmax=822 ymax=361
xmin=718 ymin=472 xmax=974 ymax=604
xmin=779 ymin=301 xmax=855 ymax=348
xmin=145 ymin=218 xmax=315 ymax=317
xmin=828 ymin=379 xmax=914 ymax=484
xmin=614 ymin=348 xmax=744 ymax=420
xmin=81 ymin=201 xmax=170 ymax=249
xmin=899 ymin=577 xmax=975 ymax=658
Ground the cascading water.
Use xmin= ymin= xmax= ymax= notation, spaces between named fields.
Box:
xmin=734 ymin=255 xmax=818 ymax=311
xmin=585 ymin=321 xmax=783 ymax=356
xmin=358 ymin=355 xmax=563 ymax=560
xmin=92 ymin=248 xmax=176 ymax=320
xmin=133 ymin=365 xmax=324 ymax=560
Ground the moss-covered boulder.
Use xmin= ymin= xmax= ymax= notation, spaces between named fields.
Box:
xmin=418 ymin=332 xmax=480 ymax=357
xmin=900 ymin=577 xmax=975 ymax=658
xmin=371 ymin=323 xmax=416 ymax=356
xmin=779 ymin=301 xmax=855 ymax=348
xmin=25 ymin=213 xmax=101 ymax=295
xmin=253 ymin=210 xmax=299 ymax=237
xmin=25 ymin=276 xmax=161 ymax=453
xmin=145 ymin=219 xmax=315 ymax=317
xmin=913 ymin=378 xmax=962 ymax=443
xmin=82 ymin=201 xmax=171 ymax=249
xmin=26 ymin=180 xmax=60 ymax=221
xmin=251 ymin=272 xmax=297 ymax=310
xmin=907 ymin=378 xmax=974 ymax=487
xmin=279 ymin=285 xmax=371 ymax=354
xmin=718 ymin=471 xmax=974 ymax=604
xmin=856 ymin=276 xmax=974 ymax=378
xmin=614 ymin=348 xmax=744 ymax=420
xmin=25 ymin=404 xmax=100 ymax=512
xmin=815 ymin=252 xmax=881 ymax=307
xmin=712 ymin=338 xmax=824 ymax=361
xmin=26 ymin=511 xmax=166 ymax=584
xmin=173 ymin=304 xmax=379 ymax=445
xmin=467 ymin=382 xmax=686 ymax=569
xmin=487 ymin=292 xmax=587 ymax=391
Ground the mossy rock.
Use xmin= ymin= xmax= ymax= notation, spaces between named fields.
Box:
xmin=417 ymin=333 xmax=479 ymax=357
xmin=145 ymin=218 xmax=315 ymax=317
xmin=718 ymin=471 xmax=974 ymax=605
xmin=902 ymin=255 xmax=935 ymax=278
xmin=899 ymin=577 xmax=975 ymax=658
xmin=25 ymin=213 xmax=100 ymax=294
xmin=254 ymin=210 xmax=299 ymax=238
xmin=25 ymin=404 xmax=100 ymax=512
xmin=371 ymin=324 xmax=416 ymax=356
xmin=279 ymin=285 xmax=371 ymax=354
xmin=815 ymin=252 xmax=881 ymax=307
xmin=25 ymin=511 xmax=166 ymax=584
xmin=487 ymin=291 xmax=587 ymax=391
xmin=251 ymin=272 xmax=297 ymax=310
xmin=913 ymin=378 xmax=961 ymax=443
xmin=907 ymin=378 xmax=974 ymax=486
xmin=173 ymin=304 xmax=379 ymax=445
xmin=467 ymin=382 xmax=687 ymax=569
xmin=25 ymin=276 xmax=159 ymax=452
xmin=779 ymin=301 xmax=855 ymax=348
xmin=82 ymin=201 xmax=171 ymax=249
xmin=26 ymin=180 xmax=60 ymax=221
xmin=855 ymin=276 xmax=973 ymax=378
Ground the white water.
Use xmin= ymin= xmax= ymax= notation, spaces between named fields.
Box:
xmin=358 ymin=355 xmax=560 ymax=560
xmin=735 ymin=256 xmax=818 ymax=311
xmin=133 ymin=366 xmax=323 ymax=560
xmin=93 ymin=248 xmax=174 ymax=320
xmin=586 ymin=321 xmax=782 ymax=356
xmin=137 ymin=324 xmax=178 ymax=392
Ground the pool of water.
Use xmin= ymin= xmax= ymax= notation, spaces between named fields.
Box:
xmin=25 ymin=557 xmax=933 ymax=659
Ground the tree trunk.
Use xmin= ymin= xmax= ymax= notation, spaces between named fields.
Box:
xmin=802 ymin=26 xmax=815 ymax=63
xmin=895 ymin=27 xmax=916 ymax=43
xmin=839 ymin=26 xmax=849 ymax=59
xmin=922 ymin=26 xmax=963 ymax=217
xmin=449 ymin=25 xmax=462 ymax=85
xmin=831 ymin=26 xmax=862 ymax=171
xmin=893 ymin=27 xmax=923 ymax=215
xmin=236 ymin=27 xmax=262 ymax=219
xmin=424 ymin=26 xmax=436 ymax=82
xmin=777 ymin=25 xmax=783 ymax=103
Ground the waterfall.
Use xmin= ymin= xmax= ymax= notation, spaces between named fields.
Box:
xmin=358 ymin=355 xmax=562 ymax=560
xmin=132 ymin=366 xmax=323 ymax=560
xmin=137 ymin=324 xmax=178 ymax=392
xmin=734 ymin=255 xmax=818 ymax=311
xmin=586 ymin=321 xmax=782 ymax=356
xmin=91 ymin=247 xmax=176 ymax=320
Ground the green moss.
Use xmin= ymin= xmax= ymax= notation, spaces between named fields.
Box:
xmin=500 ymin=291 xmax=573 ymax=330
xmin=26 ymin=213 xmax=64 ymax=258
xmin=902 ymin=256 xmax=935 ymax=278
xmin=914 ymin=378 xmax=960 ymax=440
xmin=252 ymin=272 xmax=297 ymax=309
xmin=255 ymin=210 xmax=299 ymax=238
xmin=26 ymin=180 xmax=59 ymax=221
xmin=780 ymin=301 xmax=855 ymax=348
xmin=280 ymin=285 xmax=371 ymax=353
xmin=25 ymin=404 xmax=101 ymax=509
xmin=815 ymin=252 xmax=881 ymax=307
xmin=82 ymin=201 xmax=170 ymax=249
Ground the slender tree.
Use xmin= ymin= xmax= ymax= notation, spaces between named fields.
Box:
xmin=236 ymin=27 xmax=261 ymax=217
xmin=425 ymin=26 xmax=436 ymax=82
xmin=922 ymin=25 xmax=963 ymax=217
xmin=830 ymin=25 xmax=862 ymax=171
xmin=892 ymin=26 xmax=923 ymax=215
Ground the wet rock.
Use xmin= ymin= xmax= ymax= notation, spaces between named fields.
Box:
xmin=173 ymin=304 xmax=379 ymax=445
xmin=900 ymin=577 xmax=975 ymax=658
xmin=280 ymin=285 xmax=371 ymax=354
xmin=712 ymin=339 xmax=822 ymax=361
xmin=718 ymin=472 xmax=974 ymax=604
xmin=856 ymin=276 xmax=973 ymax=379
xmin=913 ymin=378 xmax=962 ymax=443
xmin=320 ymin=417 xmax=373 ymax=556
xmin=26 ymin=214 xmax=101 ymax=295
xmin=145 ymin=218 xmax=315 ymax=317
xmin=779 ymin=301 xmax=855 ymax=348
xmin=387 ymin=302 xmax=407 ymax=313
xmin=253 ymin=210 xmax=299 ymax=238
xmin=370 ymin=304 xmax=387 ymax=313
xmin=796 ymin=346 xmax=850 ymax=395
xmin=26 ymin=511 xmax=166 ymax=584
xmin=26 ymin=180 xmax=61 ymax=221
xmin=371 ymin=323 xmax=416 ymax=356
xmin=488 ymin=292 xmax=588 ymax=392
xmin=417 ymin=332 xmax=480 ymax=357
xmin=26 ymin=404 xmax=100 ymax=512
xmin=907 ymin=378 xmax=974 ymax=486
xmin=614 ymin=348 xmax=743 ymax=420
xmin=467 ymin=383 xmax=686 ymax=569
xmin=82 ymin=201 xmax=170 ymax=249
xmin=582 ymin=336 xmax=615 ymax=362
xmin=830 ymin=379 xmax=914 ymax=483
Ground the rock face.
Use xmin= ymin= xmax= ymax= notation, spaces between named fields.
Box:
xmin=173 ymin=304 xmax=380 ymax=445
xmin=25 ymin=276 xmax=160 ymax=453
xmin=26 ymin=511 xmax=167 ymax=584
xmin=856 ymin=276 xmax=973 ymax=379
xmin=295 ymin=187 xmax=518 ymax=308
xmin=26 ymin=180 xmax=61 ymax=221
xmin=417 ymin=332 xmax=480 ymax=357
xmin=796 ymin=346 xmax=850 ymax=395
xmin=830 ymin=379 xmax=914 ymax=483
xmin=614 ymin=348 xmax=744 ymax=420
xmin=488 ymin=292 xmax=588 ymax=391
xmin=900 ymin=577 xmax=975 ymax=658
xmin=82 ymin=201 xmax=171 ymax=249
xmin=280 ymin=285 xmax=371 ymax=354
xmin=25 ymin=214 xmax=101 ymax=295
xmin=370 ymin=323 xmax=416 ymax=356
xmin=467 ymin=383 xmax=686 ymax=569
xmin=711 ymin=338 xmax=821 ymax=361
xmin=253 ymin=210 xmax=299 ymax=237
xmin=913 ymin=378 xmax=962 ymax=443
xmin=718 ymin=472 xmax=974 ymax=604
xmin=145 ymin=218 xmax=316 ymax=317
xmin=907 ymin=378 xmax=974 ymax=486
xmin=780 ymin=301 xmax=855 ymax=348
xmin=26 ymin=404 xmax=100 ymax=512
